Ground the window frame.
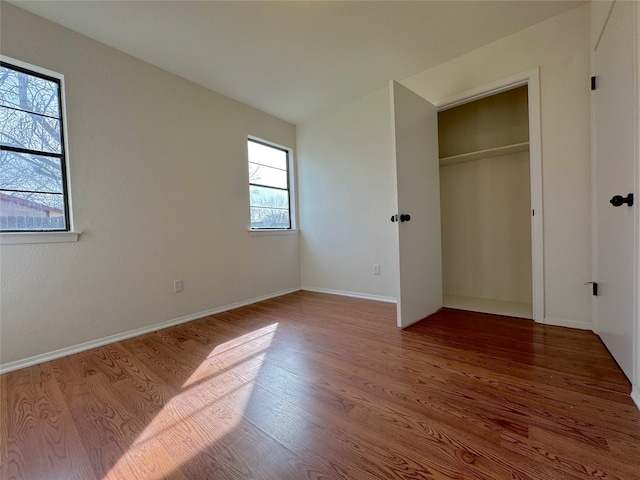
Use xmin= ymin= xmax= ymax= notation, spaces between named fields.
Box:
xmin=0 ymin=56 xmax=77 ymax=243
xmin=247 ymin=136 xmax=296 ymax=232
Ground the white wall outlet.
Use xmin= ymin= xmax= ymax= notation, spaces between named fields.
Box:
xmin=173 ymin=279 xmax=184 ymax=293
xmin=373 ymin=264 xmax=380 ymax=275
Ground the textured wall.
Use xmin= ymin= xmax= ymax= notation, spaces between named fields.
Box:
xmin=440 ymin=151 xmax=532 ymax=304
xmin=0 ymin=4 xmax=299 ymax=366
xmin=297 ymin=88 xmax=397 ymax=300
xmin=403 ymin=4 xmax=592 ymax=327
xmin=298 ymin=4 xmax=593 ymax=328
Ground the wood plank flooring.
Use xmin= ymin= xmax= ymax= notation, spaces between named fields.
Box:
xmin=1 ymin=290 xmax=639 ymax=479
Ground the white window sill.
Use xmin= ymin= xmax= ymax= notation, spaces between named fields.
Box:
xmin=249 ymin=229 xmax=299 ymax=237
xmin=0 ymin=231 xmax=81 ymax=245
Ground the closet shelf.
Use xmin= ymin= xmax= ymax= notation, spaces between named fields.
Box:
xmin=439 ymin=141 xmax=530 ymax=166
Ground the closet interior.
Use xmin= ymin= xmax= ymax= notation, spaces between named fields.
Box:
xmin=438 ymin=86 xmax=533 ymax=319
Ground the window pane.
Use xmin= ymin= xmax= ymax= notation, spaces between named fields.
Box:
xmin=0 ymin=62 xmax=69 ymax=233
xmin=248 ymin=141 xmax=287 ymax=170
xmin=0 ymin=65 xmax=60 ymax=118
xmin=247 ymin=139 xmax=291 ymax=230
xmin=0 ymin=191 xmax=66 ymax=231
xmin=251 ymin=207 xmax=290 ymax=229
xmin=248 ymin=162 xmax=288 ymax=189
xmin=0 ymin=150 xmax=63 ymax=193
xmin=250 ymin=185 xmax=289 ymax=208
xmin=0 ymin=106 xmax=62 ymax=154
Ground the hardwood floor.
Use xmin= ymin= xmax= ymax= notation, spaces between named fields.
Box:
xmin=2 ymin=290 xmax=639 ymax=479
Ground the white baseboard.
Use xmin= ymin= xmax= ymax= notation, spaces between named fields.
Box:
xmin=0 ymin=287 xmax=301 ymax=374
xmin=302 ymin=286 xmax=397 ymax=304
xmin=632 ymin=388 xmax=640 ymax=411
xmin=542 ymin=316 xmax=593 ymax=331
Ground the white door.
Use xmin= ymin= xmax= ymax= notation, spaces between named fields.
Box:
xmin=593 ymin=0 xmax=636 ymax=380
xmin=390 ymin=80 xmax=442 ymax=328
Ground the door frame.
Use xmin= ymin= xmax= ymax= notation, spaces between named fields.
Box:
xmin=433 ymin=68 xmax=545 ymax=323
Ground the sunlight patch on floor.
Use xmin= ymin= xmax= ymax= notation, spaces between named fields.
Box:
xmin=102 ymin=323 xmax=279 ymax=480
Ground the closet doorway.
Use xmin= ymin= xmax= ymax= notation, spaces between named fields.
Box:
xmin=435 ymin=71 xmax=544 ymax=321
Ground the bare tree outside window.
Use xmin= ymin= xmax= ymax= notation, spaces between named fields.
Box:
xmin=0 ymin=61 xmax=69 ymax=231
xmin=248 ymin=139 xmax=291 ymax=229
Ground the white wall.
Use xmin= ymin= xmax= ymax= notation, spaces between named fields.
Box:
xmin=0 ymin=4 xmax=299 ymax=368
xmin=297 ymin=88 xmax=398 ymax=300
xmin=440 ymin=151 xmax=532 ymax=304
xmin=298 ymin=4 xmax=593 ymax=328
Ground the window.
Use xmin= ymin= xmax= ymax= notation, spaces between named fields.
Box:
xmin=0 ymin=60 xmax=70 ymax=232
xmin=248 ymin=138 xmax=292 ymax=229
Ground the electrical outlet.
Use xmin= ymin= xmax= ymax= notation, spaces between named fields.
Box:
xmin=373 ymin=264 xmax=380 ymax=275
xmin=173 ymin=279 xmax=184 ymax=293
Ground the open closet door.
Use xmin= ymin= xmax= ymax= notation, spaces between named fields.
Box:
xmin=390 ymin=80 xmax=442 ymax=328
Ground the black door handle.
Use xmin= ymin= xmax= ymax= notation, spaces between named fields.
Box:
xmin=610 ymin=193 xmax=634 ymax=207
xmin=400 ymin=214 xmax=411 ymax=222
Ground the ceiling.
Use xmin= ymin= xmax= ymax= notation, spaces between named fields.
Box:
xmin=8 ymin=1 xmax=586 ymax=124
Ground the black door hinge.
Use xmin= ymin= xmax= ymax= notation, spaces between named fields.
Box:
xmin=585 ymin=281 xmax=598 ymax=296
xmin=591 ymin=76 xmax=597 ymax=91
